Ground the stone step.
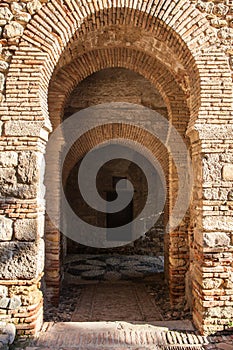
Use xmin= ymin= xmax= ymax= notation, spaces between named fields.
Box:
xmin=24 ymin=347 xmax=206 ymax=350
xmin=32 ymin=321 xmax=208 ymax=349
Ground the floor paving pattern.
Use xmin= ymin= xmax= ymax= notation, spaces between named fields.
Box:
xmin=71 ymin=283 xmax=163 ymax=322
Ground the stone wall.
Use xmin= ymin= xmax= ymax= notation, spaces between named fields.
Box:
xmin=0 ymin=0 xmax=232 ymax=336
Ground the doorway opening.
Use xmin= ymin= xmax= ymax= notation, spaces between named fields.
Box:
xmin=45 ymin=67 xmax=191 ymax=324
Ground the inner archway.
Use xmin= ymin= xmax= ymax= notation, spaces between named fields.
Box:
xmin=44 ymin=65 xmax=193 ymax=324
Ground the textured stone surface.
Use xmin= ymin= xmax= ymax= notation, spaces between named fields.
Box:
xmin=27 ymin=0 xmax=42 ymax=15
xmin=203 ymin=278 xmax=224 ymax=289
xmin=14 ymin=218 xmax=42 ymax=241
xmin=203 ymin=217 xmax=233 ymax=231
xmin=203 ymin=232 xmax=230 ymax=248
xmin=18 ymin=152 xmax=38 ymax=184
xmin=4 ymin=122 xmax=44 ymax=137
xmin=0 ymin=152 xmax=17 ymax=168
xmin=0 ymin=240 xmax=44 ymax=279
xmin=3 ymin=21 xmax=24 ymax=38
xmin=0 ymin=216 xmax=13 ymax=242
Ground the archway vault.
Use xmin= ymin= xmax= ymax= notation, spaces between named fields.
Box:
xmin=0 ymin=0 xmax=232 ymax=337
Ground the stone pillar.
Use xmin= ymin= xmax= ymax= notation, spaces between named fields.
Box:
xmin=188 ymin=125 xmax=233 ymax=334
xmin=0 ymin=122 xmax=49 ymax=335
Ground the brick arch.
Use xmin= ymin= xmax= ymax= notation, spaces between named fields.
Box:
xmin=62 ymin=124 xmax=170 ymax=187
xmin=7 ymin=0 xmax=228 ymax=128
xmin=48 ymin=47 xmax=190 ymax=132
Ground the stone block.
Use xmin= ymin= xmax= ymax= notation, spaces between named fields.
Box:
xmin=203 ymin=154 xmax=222 ymax=183
xmin=203 ymin=232 xmax=230 ymax=248
xmin=0 ymin=152 xmax=40 ymax=199
xmin=206 ymin=306 xmax=233 ymax=319
xmin=0 ymin=322 xmax=16 ymax=345
xmin=0 ymin=298 xmax=9 ymax=309
xmin=0 ymin=152 xmax=18 ymax=168
xmin=222 ymin=165 xmax=233 ymax=181
xmin=203 ymin=278 xmax=223 ymax=289
xmin=0 ymin=240 xmax=44 ymax=279
xmin=4 ymin=121 xmax=44 ymax=137
xmin=17 ymin=151 xmax=38 ymax=184
xmin=3 ymin=21 xmax=24 ymax=39
xmin=203 ymin=216 xmax=233 ymax=231
xmin=169 ymin=257 xmax=186 ymax=267
xmin=0 ymin=168 xmax=16 ymax=186
xmin=14 ymin=219 xmax=38 ymax=241
xmin=0 ymin=183 xmax=37 ymax=200
xmin=195 ymin=125 xmax=233 ymax=140
xmin=0 ymin=217 xmax=13 ymax=242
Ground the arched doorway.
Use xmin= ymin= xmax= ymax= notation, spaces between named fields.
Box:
xmin=1 ymin=0 xmax=232 ymax=336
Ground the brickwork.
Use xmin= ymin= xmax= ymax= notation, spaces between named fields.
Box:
xmin=0 ymin=0 xmax=232 ymax=337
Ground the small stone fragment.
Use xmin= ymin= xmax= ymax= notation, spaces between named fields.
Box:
xmin=222 ymin=164 xmax=233 ymax=181
xmin=0 ymin=73 xmax=5 ymax=91
xmin=0 ymin=7 xmax=13 ymax=22
xmin=210 ymin=18 xmax=228 ymax=28
xmin=228 ymin=189 xmax=233 ymax=200
xmin=10 ymin=2 xmax=24 ymax=15
xmin=0 ymin=61 xmax=9 ymax=72
xmin=203 ymin=278 xmax=223 ymax=289
xmin=27 ymin=0 xmax=42 ymax=15
xmin=14 ymin=12 xmax=31 ymax=23
xmin=0 ymin=286 xmax=7 ymax=297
